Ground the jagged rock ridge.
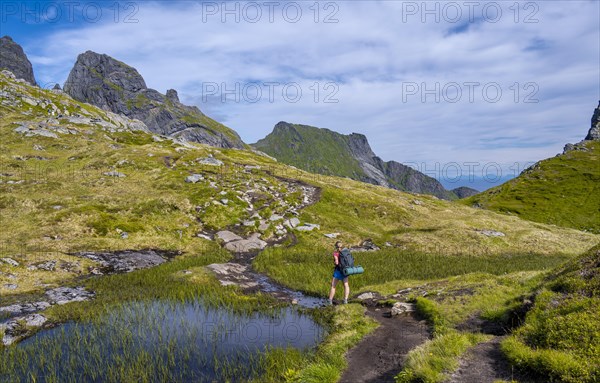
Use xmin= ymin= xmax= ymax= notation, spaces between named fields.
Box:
xmin=63 ymin=51 xmax=245 ymax=149
xmin=253 ymin=121 xmax=457 ymax=200
xmin=0 ymin=36 xmax=36 ymax=85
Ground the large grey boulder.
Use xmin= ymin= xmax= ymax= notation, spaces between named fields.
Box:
xmin=197 ymin=156 xmax=224 ymax=166
xmin=224 ymin=233 xmax=267 ymax=252
xmin=296 ymin=223 xmax=320 ymax=231
xmin=216 ymin=231 xmax=243 ymax=243
xmin=185 ymin=174 xmax=204 ymax=183
xmin=0 ymin=258 xmax=19 ymax=267
xmin=476 ymin=229 xmax=505 ymax=237
xmin=45 ymin=286 xmax=95 ymax=305
xmin=0 ymin=301 xmax=51 ymax=315
xmin=2 ymin=314 xmax=48 ymax=346
xmin=63 ymin=51 xmax=245 ymax=149
xmin=0 ymin=36 xmax=36 ymax=85
xmin=75 ymin=250 xmax=171 ymax=273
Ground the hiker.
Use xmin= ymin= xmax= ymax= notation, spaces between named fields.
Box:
xmin=328 ymin=241 xmax=350 ymax=305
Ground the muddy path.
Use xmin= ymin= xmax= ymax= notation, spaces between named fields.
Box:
xmin=445 ymin=336 xmax=543 ymax=383
xmin=339 ymin=307 xmax=430 ymax=383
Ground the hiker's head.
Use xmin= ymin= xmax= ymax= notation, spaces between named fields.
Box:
xmin=335 ymin=241 xmax=343 ymax=250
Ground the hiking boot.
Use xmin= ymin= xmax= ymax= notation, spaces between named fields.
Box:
xmin=343 ymin=299 xmax=348 ymax=304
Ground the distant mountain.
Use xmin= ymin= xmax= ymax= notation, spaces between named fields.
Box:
xmin=252 ymin=121 xmax=457 ymax=200
xmin=0 ymin=36 xmax=36 ymax=85
xmin=465 ymin=101 xmax=600 ymax=233
xmin=451 ymin=186 xmax=479 ymax=199
xmin=439 ymin=176 xmax=514 ymax=192
xmin=63 ymin=51 xmax=245 ymax=149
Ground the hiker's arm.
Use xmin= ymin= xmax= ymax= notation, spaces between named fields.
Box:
xmin=333 ymin=252 xmax=339 ymax=265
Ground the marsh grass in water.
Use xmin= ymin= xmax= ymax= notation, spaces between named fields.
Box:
xmin=0 ymin=300 xmax=324 ymax=382
xmin=0 ymin=242 xmax=330 ymax=382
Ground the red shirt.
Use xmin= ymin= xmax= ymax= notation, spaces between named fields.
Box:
xmin=333 ymin=250 xmax=340 ymax=268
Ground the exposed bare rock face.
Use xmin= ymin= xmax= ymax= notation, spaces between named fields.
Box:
xmin=0 ymin=36 xmax=36 ymax=85
xmin=63 ymin=51 xmax=245 ymax=149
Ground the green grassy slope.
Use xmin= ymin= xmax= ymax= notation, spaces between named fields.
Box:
xmin=502 ymin=244 xmax=600 ymax=383
xmin=464 ymin=141 xmax=600 ymax=233
xmin=253 ymin=122 xmax=366 ymax=179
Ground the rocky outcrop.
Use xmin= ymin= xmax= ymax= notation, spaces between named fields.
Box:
xmin=63 ymin=51 xmax=245 ymax=149
xmin=452 ymin=186 xmax=479 ymax=199
xmin=74 ymin=249 xmax=180 ymax=274
xmin=166 ymin=89 xmax=179 ymax=103
xmin=254 ymin=122 xmax=457 ymax=200
xmin=585 ymin=101 xmax=600 ymax=141
xmin=346 ymin=133 xmax=391 ymax=187
xmin=0 ymin=36 xmax=36 ymax=85
xmin=563 ymin=101 xmax=600 ymax=153
xmin=1 ymin=69 xmax=149 ymax=137
xmin=384 ymin=160 xmax=456 ymax=199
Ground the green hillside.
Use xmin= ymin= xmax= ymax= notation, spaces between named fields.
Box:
xmin=253 ymin=121 xmax=458 ymax=200
xmin=464 ymin=140 xmax=600 ymax=233
xmin=253 ymin=122 xmax=365 ymax=179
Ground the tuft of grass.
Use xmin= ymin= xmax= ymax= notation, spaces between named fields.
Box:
xmin=396 ymin=331 xmax=489 ymax=383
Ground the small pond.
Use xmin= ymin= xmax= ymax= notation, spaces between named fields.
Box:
xmin=0 ymin=299 xmax=325 ymax=382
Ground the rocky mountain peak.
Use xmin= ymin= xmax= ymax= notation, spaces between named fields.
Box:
xmin=585 ymin=100 xmax=600 ymax=141
xmin=0 ymin=36 xmax=36 ymax=85
xmin=63 ymin=51 xmax=146 ymax=109
xmin=63 ymin=51 xmax=244 ymax=149
xmin=564 ymin=101 xmax=600 ymax=154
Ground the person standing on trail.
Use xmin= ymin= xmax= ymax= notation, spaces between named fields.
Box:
xmin=328 ymin=241 xmax=350 ymax=305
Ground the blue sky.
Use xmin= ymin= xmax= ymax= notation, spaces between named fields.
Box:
xmin=2 ymin=0 xmax=599 ymax=190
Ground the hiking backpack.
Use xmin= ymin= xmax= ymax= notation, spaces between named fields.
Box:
xmin=339 ymin=248 xmax=355 ymax=270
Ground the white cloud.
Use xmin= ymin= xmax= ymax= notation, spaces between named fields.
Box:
xmin=21 ymin=0 xmax=599 ymax=178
